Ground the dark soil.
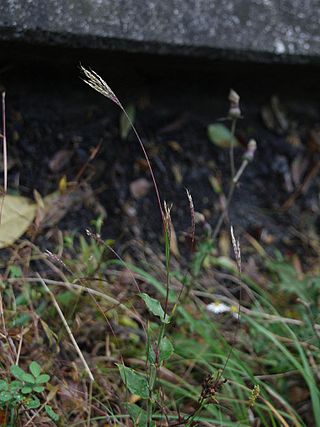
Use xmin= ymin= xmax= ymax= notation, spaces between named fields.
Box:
xmin=1 ymin=44 xmax=320 ymax=257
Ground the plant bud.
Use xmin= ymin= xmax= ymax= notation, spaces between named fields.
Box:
xmin=243 ymin=139 xmax=257 ymax=162
xmin=228 ymin=89 xmax=241 ymax=119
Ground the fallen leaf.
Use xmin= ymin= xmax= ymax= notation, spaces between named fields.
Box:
xmin=167 ymin=140 xmax=182 ymax=152
xmin=130 ymin=178 xmax=151 ymax=199
xmin=208 ymin=175 xmax=222 ymax=194
xmin=219 ymin=230 xmax=230 ymax=257
xmin=171 ymin=163 xmax=183 ymax=185
xmin=291 ymin=155 xmax=308 ymax=187
xmin=207 ymin=123 xmax=239 ymax=149
xmin=58 ymin=175 xmax=68 ymax=193
xmin=49 ymin=149 xmax=73 ymax=172
xmin=0 ymin=194 xmax=36 ymax=248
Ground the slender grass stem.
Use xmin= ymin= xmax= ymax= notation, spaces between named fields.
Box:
xmin=37 ymin=273 xmax=94 ymax=382
xmin=229 ymin=118 xmax=237 ymax=179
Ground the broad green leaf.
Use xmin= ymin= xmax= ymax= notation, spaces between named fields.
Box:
xmin=45 ymin=405 xmax=60 ymax=421
xmin=26 ymin=397 xmax=40 ymax=409
xmin=0 ymin=391 xmax=11 ymax=402
xmin=159 ymin=336 xmax=174 ymax=362
xmin=208 ymin=123 xmax=239 ymax=149
xmin=21 ymin=386 xmax=33 ymax=394
xmin=148 ymin=337 xmax=174 ymax=364
xmin=21 ymin=373 xmax=35 ymax=384
xmin=0 ymin=195 xmax=36 ymax=249
xmin=10 ymin=365 xmax=26 ymax=382
xmin=33 ymin=385 xmax=45 ymax=393
xmin=120 ymin=104 xmax=135 ymax=140
xmin=116 ymin=364 xmax=149 ymax=399
xmin=139 ymin=293 xmax=170 ymax=324
xmin=0 ymin=381 xmax=8 ymax=392
xmin=10 ymin=381 xmax=21 ymax=392
xmin=35 ymin=374 xmax=50 ymax=384
xmin=29 ymin=361 xmax=41 ymax=378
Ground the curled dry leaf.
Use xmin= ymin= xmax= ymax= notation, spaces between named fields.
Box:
xmin=49 ymin=149 xmax=73 ymax=173
xmin=130 ymin=178 xmax=151 ymax=199
xmin=0 ymin=194 xmax=36 ymax=248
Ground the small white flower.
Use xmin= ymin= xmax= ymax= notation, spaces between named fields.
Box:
xmin=207 ymin=302 xmax=230 ymax=314
xmin=207 ymin=301 xmax=240 ymax=319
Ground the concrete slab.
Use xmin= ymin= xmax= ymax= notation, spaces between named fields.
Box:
xmin=1 ymin=0 xmax=320 ymax=63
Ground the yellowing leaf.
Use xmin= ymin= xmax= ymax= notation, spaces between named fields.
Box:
xmin=59 ymin=175 xmax=68 ymax=194
xmin=0 ymin=195 xmax=36 ymax=248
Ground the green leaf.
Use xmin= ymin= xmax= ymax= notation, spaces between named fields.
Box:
xmin=120 ymin=104 xmax=135 ymax=140
xmin=148 ymin=337 xmax=174 ymax=364
xmin=116 ymin=364 xmax=149 ymax=399
xmin=29 ymin=361 xmax=41 ymax=378
xmin=33 ymin=385 xmax=44 ymax=393
xmin=21 ymin=386 xmax=33 ymax=394
xmin=8 ymin=265 xmax=23 ymax=278
xmin=10 ymin=381 xmax=21 ymax=392
xmin=21 ymin=373 xmax=35 ymax=384
xmin=10 ymin=365 xmax=26 ymax=382
xmin=126 ymin=403 xmax=155 ymax=427
xmin=159 ymin=336 xmax=174 ymax=362
xmin=0 ymin=380 xmax=8 ymax=391
xmin=26 ymin=397 xmax=40 ymax=409
xmin=139 ymin=293 xmax=170 ymax=324
xmin=35 ymin=374 xmax=50 ymax=384
xmin=45 ymin=405 xmax=60 ymax=421
xmin=208 ymin=123 xmax=239 ymax=149
xmin=0 ymin=391 xmax=11 ymax=402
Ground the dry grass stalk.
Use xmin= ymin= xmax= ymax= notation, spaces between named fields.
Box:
xmin=186 ymin=189 xmax=195 ymax=250
xmin=81 ymin=66 xmax=120 ymax=106
xmin=36 ymin=273 xmax=94 ymax=382
xmin=81 ymin=66 xmax=163 ymax=221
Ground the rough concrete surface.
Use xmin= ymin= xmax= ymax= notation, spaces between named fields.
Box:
xmin=1 ymin=0 xmax=320 ymax=62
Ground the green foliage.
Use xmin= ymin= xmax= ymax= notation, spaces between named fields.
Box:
xmin=45 ymin=404 xmax=60 ymax=422
xmin=0 ymin=361 xmax=58 ymax=424
xmin=127 ymin=403 xmax=155 ymax=427
xmin=116 ymin=365 xmax=149 ymax=399
xmin=207 ymin=123 xmax=239 ymax=148
xmin=139 ymin=293 xmax=170 ymax=323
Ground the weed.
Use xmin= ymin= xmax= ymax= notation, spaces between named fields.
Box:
xmin=0 ymin=361 xmax=58 ymax=426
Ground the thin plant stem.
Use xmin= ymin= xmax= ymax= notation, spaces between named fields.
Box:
xmin=0 ymin=92 xmax=7 ymax=223
xmin=163 ymin=208 xmax=171 ymax=317
xmin=87 ymin=379 xmax=93 ymax=427
xmin=15 ymin=332 xmax=23 ymax=365
xmin=36 ymin=273 xmax=94 ymax=382
xmin=81 ymin=66 xmax=163 ymax=222
xmin=121 ymin=107 xmax=163 ymax=221
xmin=229 ymin=118 xmax=237 ymax=179
xmin=212 ymin=158 xmax=249 ymax=240
xmin=25 ymin=400 xmax=48 ymax=426
xmin=18 ymin=276 xmax=139 ymax=319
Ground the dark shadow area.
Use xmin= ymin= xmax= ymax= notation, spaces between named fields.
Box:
xmin=1 ymin=40 xmax=320 ymax=253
